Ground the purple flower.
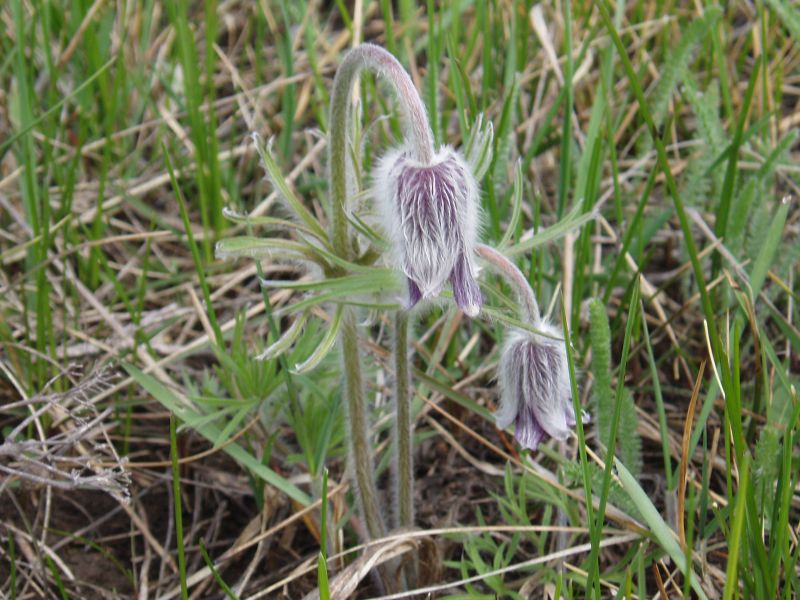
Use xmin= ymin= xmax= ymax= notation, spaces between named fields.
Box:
xmin=374 ymin=146 xmax=482 ymax=316
xmin=495 ymin=321 xmax=581 ymax=451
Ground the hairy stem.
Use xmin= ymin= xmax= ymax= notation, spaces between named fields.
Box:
xmin=328 ymin=44 xmax=434 ymax=590
xmin=329 ymin=43 xmax=435 ymax=258
xmin=475 ymin=243 xmax=541 ymax=324
xmin=393 ymin=309 xmax=417 ymax=586
xmin=393 ymin=309 xmax=413 ymax=530
xmin=328 ymin=44 xmax=434 ymax=547
xmin=340 ymin=308 xmax=386 ymax=541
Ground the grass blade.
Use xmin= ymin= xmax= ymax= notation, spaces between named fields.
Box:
xmin=124 ymin=364 xmax=311 ymax=505
xmin=723 ymin=454 xmax=751 ymax=600
xmin=199 ymin=539 xmax=239 ymax=599
xmin=614 ymin=458 xmax=709 ymax=600
xmin=748 ymin=195 xmax=791 ymax=298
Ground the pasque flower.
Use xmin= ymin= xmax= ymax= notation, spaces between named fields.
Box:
xmin=495 ymin=323 xmax=577 ymax=450
xmin=325 ymin=43 xmax=488 ymax=563
xmin=375 ymin=145 xmax=482 ymax=316
xmin=326 ymin=45 xmax=485 ymax=588
xmin=476 ymin=244 xmax=582 ymax=451
xmin=333 ymin=43 xmax=481 ymax=316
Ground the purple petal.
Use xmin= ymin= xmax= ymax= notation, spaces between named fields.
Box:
xmin=407 ymin=278 xmax=422 ymax=309
xmin=519 ymin=337 xmax=573 ymax=441
xmin=374 ymin=147 xmax=480 ymax=304
xmin=450 ymin=253 xmax=482 ymax=317
xmin=392 ymin=153 xmax=464 ymax=295
xmin=514 ymin=403 xmax=546 ymax=451
xmin=565 ymin=409 xmax=576 ymax=428
xmin=497 ymin=325 xmax=579 ymax=451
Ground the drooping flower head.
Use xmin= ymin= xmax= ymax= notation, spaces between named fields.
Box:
xmin=495 ymin=323 xmax=577 ymax=450
xmin=375 ymin=146 xmax=482 ymax=316
xmin=475 ymin=244 xmax=583 ymax=451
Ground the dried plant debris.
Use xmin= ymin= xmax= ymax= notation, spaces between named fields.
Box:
xmin=1 ymin=366 xmax=130 ymax=503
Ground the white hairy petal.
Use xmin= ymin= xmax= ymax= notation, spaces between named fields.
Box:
xmin=374 ymin=145 xmax=481 ymax=313
xmin=496 ymin=321 xmax=578 ymax=450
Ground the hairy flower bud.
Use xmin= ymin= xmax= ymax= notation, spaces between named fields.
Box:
xmin=375 ymin=146 xmax=482 ymax=316
xmin=495 ymin=321 xmax=580 ymax=451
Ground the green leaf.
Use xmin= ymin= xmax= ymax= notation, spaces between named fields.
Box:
xmin=255 ymin=311 xmax=309 ymax=362
xmin=221 ymin=207 xmax=330 ymax=245
xmin=317 ymin=553 xmax=330 ymax=600
xmin=199 ymin=539 xmax=239 ymax=599
xmin=291 ymin=305 xmax=344 ymax=374
xmin=498 ymin=160 xmax=523 ymax=248
xmin=589 ymin=298 xmax=614 ymax=447
xmin=618 ymin=389 xmax=643 ymax=478
xmin=124 ymin=364 xmax=310 ymax=505
xmin=252 ymin=134 xmax=329 ymax=243
xmin=589 ymin=299 xmax=641 ymax=476
xmin=215 ymin=236 xmax=328 ymax=266
xmin=748 ymin=196 xmax=790 ymax=298
xmin=681 ymin=75 xmax=726 ymax=160
xmin=260 ymin=270 xmax=397 ymax=294
xmin=464 ymin=113 xmax=495 ymax=181
xmin=723 ymin=454 xmax=751 ymax=600
xmin=614 ymin=458 xmax=709 ymax=600
xmin=727 ymin=176 xmax=758 ymax=252
xmin=650 ymin=7 xmax=722 ymax=129
xmin=276 ymin=286 xmax=401 ymax=319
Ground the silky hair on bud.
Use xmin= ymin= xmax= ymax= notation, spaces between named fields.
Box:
xmin=373 ymin=145 xmax=482 ymax=315
xmin=496 ymin=321 xmax=578 ymax=451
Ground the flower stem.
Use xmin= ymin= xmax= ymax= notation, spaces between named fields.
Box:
xmin=393 ymin=309 xmax=417 ymax=586
xmin=340 ymin=308 xmax=386 ymax=541
xmin=475 ymin=243 xmax=541 ymax=324
xmin=328 ymin=44 xmax=433 ymax=544
xmin=328 ymin=44 xmax=433 ymax=590
xmin=393 ymin=310 xmax=413 ymax=531
xmin=329 ymin=43 xmax=435 ymax=258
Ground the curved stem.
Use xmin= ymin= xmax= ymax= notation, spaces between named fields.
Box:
xmin=328 ymin=45 xmax=433 ymax=591
xmin=475 ymin=243 xmax=541 ymax=324
xmin=328 ymin=44 xmax=433 ymax=549
xmin=329 ymin=43 xmax=435 ymax=257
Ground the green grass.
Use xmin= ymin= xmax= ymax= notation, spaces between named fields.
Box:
xmin=1 ymin=1 xmax=798 ymax=598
